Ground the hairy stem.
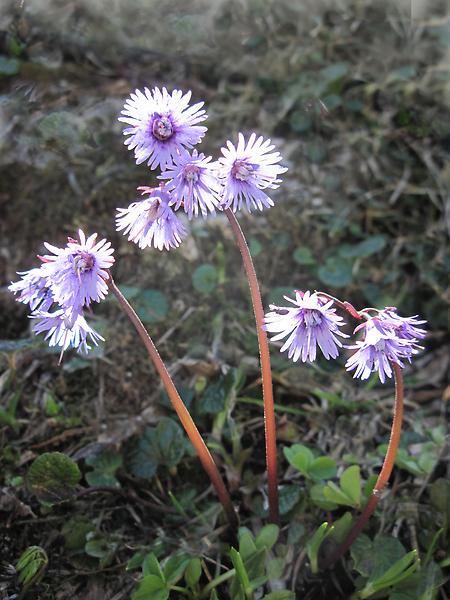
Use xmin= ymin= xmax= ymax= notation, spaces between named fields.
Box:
xmin=108 ymin=276 xmax=238 ymax=530
xmin=322 ymin=363 xmax=404 ymax=568
xmin=225 ymin=209 xmax=279 ymax=524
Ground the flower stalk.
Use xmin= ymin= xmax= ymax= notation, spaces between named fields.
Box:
xmin=225 ymin=208 xmax=279 ymax=524
xmin=107 ymin=275 xmax=239 ymax=530
xmin=322 ymin=362 xmax=404 ymax=569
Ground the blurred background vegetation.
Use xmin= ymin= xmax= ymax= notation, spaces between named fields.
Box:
xmin=0 ymin=0 xmax=449 ymax=598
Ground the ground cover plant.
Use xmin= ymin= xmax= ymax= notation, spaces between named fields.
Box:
xmin=1 ymin=0 xmax=449 ymax=598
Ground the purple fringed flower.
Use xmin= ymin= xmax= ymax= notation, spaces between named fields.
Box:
xmin=119 ymin=87 xmax=207 ymax=170
xmin=31 ymin=308 xmax=103 ymax=357
xmin=379 ymin=308 xmax=427 ymax=341
xmin=345 ymin=317 xmax=419 ymax=384
xmin=158 ymin=150 xmax=221 ymax=219
xmin=264 ymin=290 xmax=348 ymax=362
xmin=8 ymin=268 xmax=53 ymax=312
xmin=40 ymin=230 xmax=115 ymax=310
xmin=116 ymin=186 xmax=187 ymax=251
xmin=218 ymin=132 xmax=287 ymax=212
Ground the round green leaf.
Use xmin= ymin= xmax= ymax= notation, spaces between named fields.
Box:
xmin=293 ymin=246 xmax=315 ymax=265
xmin=318 ymin=256 xmax=353 ymax=288
xmin=27 ymin=452 xmax=81 ymax=505
xmin=192 ymin=264 xmax=218 ymax=294
xmin=135 ymin=290 xmax=169 ymax=323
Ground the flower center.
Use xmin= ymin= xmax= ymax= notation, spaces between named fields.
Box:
xmin=73 ymin=251 xmax=94 ymax=274
xmin=152 ymin=115 xmax=173 ymax=141
xmin=232 ymin=160 xmax=254 ymax=181
xmin=147 ymin=198 xmax=163 ymax=221
xmin=303 ymin=309 xmax=322 ymax=328
xmin=184 ymin=165 xmax=200 ymax=183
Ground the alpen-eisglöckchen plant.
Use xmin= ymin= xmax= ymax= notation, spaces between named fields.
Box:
xmin=265 ymin=291 xmax=426 ymax=565
xmin=10 ymin=82 xmax=429 ymax=570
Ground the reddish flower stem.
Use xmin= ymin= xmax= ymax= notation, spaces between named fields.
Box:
xmin=225 ymin=209 xmax=279 ymax=524
xmin=108 ymin=276 xmax=239 ymax=530
xmin=322 ymin=362 xmax=404 ymax=569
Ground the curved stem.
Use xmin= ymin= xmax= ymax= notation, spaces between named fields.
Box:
xmin=107 ymin=276 xmax=238 ymax=530
xmin=322 ymin=363 xmax=404 ymax=569
xmin=225 ymin=209 xmax=279 ymax=524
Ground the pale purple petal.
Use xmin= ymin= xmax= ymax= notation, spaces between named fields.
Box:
xmin=218 ymin=132 xmax=288 ymax=213
xmin=159 ymin=149 xmax=221 ymax=219
xmin=119 ymin=86 xmax=208 ymax=170
xmin=264 ymin=290 xmax=348 ymax=363
xmin=116 ymin=187 xmax=187 ymax=251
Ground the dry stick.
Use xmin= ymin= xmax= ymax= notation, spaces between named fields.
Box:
xmin=107 ymin=276 xmax=239 ymax=530
xmin=225 ymin=208 xmax=279 ymax=524
xmin=322 ymin=362 xmax=404 ymax=569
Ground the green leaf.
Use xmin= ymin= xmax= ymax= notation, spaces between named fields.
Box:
xmin=359 ymin=550 xmax=419 ymax=598
xmin=309 ymin=483 xmax=338 ymax=511
xmin=199 ymin=371 xmax=237 ymax=414
xmin=330 ymin=512 xmax=353 ymax=544
xmin=85 ymin=449 xmax=122 ymax=488
xmin=62 ymin=517 xmax=95 ymax=553
xmin=308 ymin=457 xmax=337 ymax=482
xmin=185 ymin=557 xmax=202 ymax=588
xmin=289 ymin=111 xmax=313 ymax=133
xmin=16 ymin=546 xmax=48 ymax=587
xmin=192 ymin=264 xmax=218 ymax=294
xmin=0 ymin=55 xmax=20 ymax=75
xmin=163 ymin=553 xmax=191 ymax=585
xmin=126 ymin=419 xmax=187 ymax=479
xmin=338 ymin=236 xmax=386 ymax=259
xmin=131 ymin=575 xmax=169 ymax=600
xmin=283 ymin=444 xmax=314 ymax=476
xmin=230 ymin=548 xmax=251 ymax=591
xmin=255 ymin=524 xmax=279 ymax=551
xmin=352 ymin=535 xmax=407 ymax=580
xmin=238 ymin=528 xmax=257 ymax=561
xmin=389 ymin=561 xmax=444 ymax=600
xmin=340 ymin=465 xmax=361 ymax=507
xmin=143 ymin=553 xmax=165 ymax=579
xmin=306 ymin=522 xmax=334 ymax=574
xmin=318 ymin=256 xmax=353 ymax=288
xmin=135 ymin=290 xmax=169 ymax=324
xmin=323 ymin=481 xmax=354 ymax=507
xmin=278 ymin=485 xmax=302 ymax=515
xmin=266 ymin=557 xmax=285 ymax=579
xmin=292 ymin=246 xmax=315 ymax=265
xmin=27 ymin=452 xmax=81 ymax=505
xmin=320 ymin=62 xmax=349 ymax=82
xmin=249 ymin=237 xmax=262 ymax=257
xmin=262 ymin=593 xmax=295 ymax=600
xmin=85 ymin=535 xmax=118 ymax=562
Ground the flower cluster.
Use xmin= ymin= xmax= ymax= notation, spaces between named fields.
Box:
xmin=117 ymin=86 xmax=287 ymax=251
xmin=9 ymin=230 xmax=114 ymax=357
xmin=265 ymin=292 xmax=426 ymax=384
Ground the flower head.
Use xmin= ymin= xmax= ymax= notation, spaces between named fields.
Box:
xmin=264 ymin=290 xmax=348 ymax=363
xmin=9 ymin=268 xmax=53 ymax=312
xmin=345 ymin=316 xmax=419 ymax=384
xmin=159 ymin=150 xmax=221 ymax=219
xmin=379 ymin=308 xmax=427 ymax=341
xmin=119 ymin=87 xmax=207 ymax=170
xmin=40 ymin=230 xmax=115 ymax=311
xmin=31 ymin=308 xmax=103 ymax=357
xmin=116 ymin=186 xmax=187 ymax=251
xmin=218 ymin=132 xmax=287 ymax=213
